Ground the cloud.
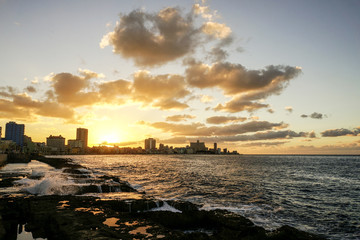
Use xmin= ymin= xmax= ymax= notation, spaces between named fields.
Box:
xmin=321 ymin=128 xmax=360 ymax=137
xmin=51 ymin=72 xmax=100 ymax=107
xmin=0 ymin=92 xmax=76 ymax=122
xmin=0 ymin=99 xmax=33 ymax=120
xmin=200 ymin=95 xmax=214 ymax=103
xmin=309 ymin=130 xmax=317 ymax=138
xmin=100 ymin=2 xmax=234 ymax=67
xmin=98 ymin=79 xmax=132 ymax=104
xmin=25 ymin=86 xmax=37 ymax=93
xmin=268 ymin=109 xmax=275 ymax=114
xmin=185 ymin=61 xmax=301 ymax=113
xmin=132 ymin=70 xmax=190 ymax=110
xmin=100 ymin=7 xmax=199 ymax=67
xmin=202 ymin=22 xmax=231 ymax=39
xmin=206 ymin=116 xmax=247 ymax=124
xmin=285 ymin=106 xmax=293 ymax=113
xmin=240 ymin=141 xmax=288 ymax=147
xmin=166 ymin=114 xmax=196 ymax=122
xmin=193 ymin=3 xmax=215 ymax=20
xmin=160 ymin=130 xmax=307 ymax=145
xmin=214 ymin=99 xmax=269 ymax=113
xmin=301 ymin=112 xmax=325 ymax=119
xmin=147 ymin=120 xmax=288 ymax=137
xmin=185 ymin=61 xmax=301 ymax=95
xmin=219 ymin=130 xmax=308 ymax=142
xmin=208 ymin=46 xmax=228 ymax=62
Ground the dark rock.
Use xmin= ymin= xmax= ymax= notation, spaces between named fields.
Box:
xmin=268 ymin=225 xmax=326 ymax=240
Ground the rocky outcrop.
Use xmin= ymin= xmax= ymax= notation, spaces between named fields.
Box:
xmin=0 ymin=195 xmax=326 ymax=240
xmin=0 ymin=156 xmax=327 ymax=240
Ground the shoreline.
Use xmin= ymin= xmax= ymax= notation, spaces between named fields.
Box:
xmin=0 ymin=155 xmax=327 ymax=239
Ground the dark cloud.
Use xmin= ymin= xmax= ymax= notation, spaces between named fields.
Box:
xmin=301 ymin=112 xmax=325 ymax=119
xmin=100 ymin=2 xmax=234 ymax=67
xmin=321 ymin=128 xmax=360 ymax=137
xmin=309 ymin=130 xmax=317 ymax=138
xmin=240 ymin=141 xmax=288 ymax=147
xmin=101 ymin=7 xmax=199 ymax=67
xmin=166 ymin=114 xmax=196 ymax=122
xmin=208 ymin=47 xmax=228 ymax=62
xmin=206 ymin=116 xmax=247 ymax=124
xmin=160 ymin=130 xmax=307 ymax=145
xmin=185 ymin=61 xmax=301 ymax=95
xmin=185 ymin=61 xmax=301 ymax=113
xmin=25 ymin=86 xmax=37 ymax=93
xmin=214 ymin=99 xmax=269 ymax=113
xmin=147 ymin=120 xmax=288 ymax=137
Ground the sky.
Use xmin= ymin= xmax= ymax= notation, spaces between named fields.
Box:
xmin=0 ymin=0 xmax=359 ymax=154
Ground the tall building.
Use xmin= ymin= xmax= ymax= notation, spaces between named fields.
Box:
xmin=0 ymin=126 xmax=2 ymax=139
xmin=76 ymin=128 xmax=88 ymax=149
xmin=46 ymin=135 xmax=65 ymax=153
xmin=5 ymin=121 xmax=25 ymax=147
xmin=145 ymin=138 xmax=156 ymax=151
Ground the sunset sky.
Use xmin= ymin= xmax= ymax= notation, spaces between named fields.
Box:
xmin=0 ymin=0 xmax=359 ymax=154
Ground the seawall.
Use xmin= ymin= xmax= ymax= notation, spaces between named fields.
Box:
xmin=0 ymin=154 xmax=7 ymax=166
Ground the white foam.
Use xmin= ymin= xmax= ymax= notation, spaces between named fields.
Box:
xmin=149 ymin=201 xmax=182 ymax=213
xmin=31 ymin=169 xmax=45 ymax=178
xmin=15 ymin=171 xmax=79 ymax=195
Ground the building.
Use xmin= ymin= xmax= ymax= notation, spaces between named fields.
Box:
xmin=0 ymin=126 xmax=2 ymax=139
xmin=68 ymin=139 xmax=83 ymax=154
xmin=190 ymin=140 xmax=207 ymax=153
xmin=214 ymin=143 xmax=218 ymax=153
xmin=145 ymin=138 xmax=156 ymax=151
xmin=76 ymin=128 xmax=88 ymax=149
xmin=46 ymin=135 xmax=65 ymax=154
xmin=5 ymin=121 xmax=25 ymax=147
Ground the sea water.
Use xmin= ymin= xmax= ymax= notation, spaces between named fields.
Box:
xmin=1 ymin=154 xmax=359 ymax=239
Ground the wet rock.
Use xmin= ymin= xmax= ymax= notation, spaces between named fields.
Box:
xmin=267 ymin=225 xmax=326 ymax=240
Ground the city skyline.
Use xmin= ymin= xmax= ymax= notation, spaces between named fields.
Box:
xmin=0 ymin=1 xmax=359 ymax=154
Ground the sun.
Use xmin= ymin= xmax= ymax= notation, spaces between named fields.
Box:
xmin=98 ymin=132 xmax=122 ymax=144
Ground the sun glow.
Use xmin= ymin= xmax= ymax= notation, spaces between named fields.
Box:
xmin=98 ymin=132 xmax=122 ymax=144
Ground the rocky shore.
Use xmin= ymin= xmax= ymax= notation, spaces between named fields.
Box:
xmin=0 ymin=155 xmax=327 ymax=240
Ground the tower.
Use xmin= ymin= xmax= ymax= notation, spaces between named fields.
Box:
xmin=5 ymin=121 xmax=25 ymax=147
xmin=145 ymin=138 xmax=156 ymax=151
xmin=76 ymin=128 xmax=88 ymax=149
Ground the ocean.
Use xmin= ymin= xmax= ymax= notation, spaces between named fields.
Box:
xmin=1 ymin=154 xmax=359 ymax=239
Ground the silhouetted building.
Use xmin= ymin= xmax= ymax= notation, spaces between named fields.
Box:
xmin=68 ymin=139 xmax=83 ymax=154
xmin=47 ymin=135 xmax=65 ymax=153
xmin=76 ymin=128 xmax=88 ymax=149
xmin=5 ymin=121 xmax=25 ymax=147
xmin=145 ymin=138 xmax=156 ymax=151
xmin=214 ymin=143 xmax=217 ymax=153
xmin=190 ymin=140 xmax=207 ymax=153
xmin=0 ymin=126 xmax=2 ymax=139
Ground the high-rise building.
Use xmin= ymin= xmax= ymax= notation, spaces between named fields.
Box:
xmin=0 ymin=126 xmax=2 ymax=139
xmin=145 ymin=138 xmax=156 ymax=151
xmin=5 ymin=121 xmax=25 ymax=147
xmin=76 ymin=128 xmax=88 ymax=149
